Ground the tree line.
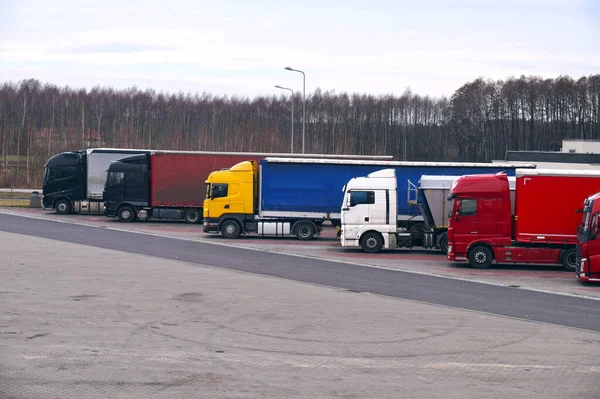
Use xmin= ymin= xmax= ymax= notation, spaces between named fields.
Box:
xmin=0 ymin=74 xmax=598 ymax=188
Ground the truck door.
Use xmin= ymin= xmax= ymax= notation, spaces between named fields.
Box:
xmin=342 ymin=190 xmax=375 ymax=236
xmin=451 ymin=198 xmax=479 ymax=253
xmin=209 ymin=183 xmax=230 ymax=216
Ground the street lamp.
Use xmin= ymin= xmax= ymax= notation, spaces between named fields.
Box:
xmin=285 ymin=66 xmax=306 ymax=154
xmin=275 ymin=85 xmax=294 ymax=153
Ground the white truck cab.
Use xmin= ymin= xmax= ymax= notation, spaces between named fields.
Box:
xmin=340 ymin=169 xmax=399 ymax=252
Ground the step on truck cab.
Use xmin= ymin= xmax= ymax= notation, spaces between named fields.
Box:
xmin=576 ymin=191 xmax=600 ymax=282
xmin=447 ymin=169 xmax=600 ymax=271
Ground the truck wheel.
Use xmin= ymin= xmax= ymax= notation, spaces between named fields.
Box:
xmin=118 ymin=206 xmax=135 ymax=222
xmin=561 ymin=248 xmax=577 ymax=272
xmin=295 ymin=222 xmax=315 ymax=240
xmin=360 ymin=232 xmax=383 ymax=253
xmin=220 ymin=220 xmax=241 ymax=239
xmin=55 ymin=199 xmax=71 ymax=215
xmin=439 ymin=234 xmax=448 ymax=255
xmin=468 ymin=246 xmax=493 ymax=268
xmin=184 ymin=208 xmax=201 ymax=224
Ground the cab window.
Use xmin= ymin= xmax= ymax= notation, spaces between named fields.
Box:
xmin=459 ymin=199 xmax=477 ymax=216
xmin=212 ymin=184 xmax=228 ymax=199
xmin=107 ymin=172 xmax=125 ymax=188
xmin=350 ymin=191 xmax=375 ymax=206
xmin=46 ymin=166 xmax=77 ymax=182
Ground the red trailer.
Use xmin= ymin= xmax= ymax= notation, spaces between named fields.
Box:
xmin=149 ymin=153 xmax=265 ymax=208
xmin=103 ymin=151 xmax=394 ymax=223
xmin=446 ymin=169 xmax=600 ymax=271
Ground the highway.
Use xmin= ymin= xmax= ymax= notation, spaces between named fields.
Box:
xmin=1 ymin=212 xmax=599 ymax=332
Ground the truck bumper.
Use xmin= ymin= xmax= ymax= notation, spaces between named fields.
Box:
xmin=203 ymin=219 xmax=220 ymax=233
xmin=42 ymin=196 xmax=52 ymax=209
xmin=340 ymin=238 xmax=359 ymax=248
xmin=104 ymin=201 xmax=118 ymax=218
xmin=446 ymin=244 xmax=466 ymax=261
xmin=576 ymin=258 xmax=600 ymax=282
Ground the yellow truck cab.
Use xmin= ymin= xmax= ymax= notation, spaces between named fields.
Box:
xmin=203 ymin=161 xmax=257 ymax=238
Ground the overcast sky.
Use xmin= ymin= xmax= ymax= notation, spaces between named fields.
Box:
xmin=1 ymin=0 xmax=598 ymax=99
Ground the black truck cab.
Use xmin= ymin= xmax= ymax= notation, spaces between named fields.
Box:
xmin=103 ymin=154 xmax=150 ymax=220
xmin=42 ymin=151 xmax=86 ymax=214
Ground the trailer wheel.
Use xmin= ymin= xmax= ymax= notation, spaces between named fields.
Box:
xmin=360 ymin=232 xmax=383 ymax=253
xmin=561 ymin=248 xmax=577 ymax=272
xmin=295 ymin=221 xmax=315 ymax=240
xmin=118 ymin=206 xmax=135 ymax=223
xmin=55 ymin=199 xmax=71 ymax=215
xmin=220 ymin=220 xmax=241 ymax=239
xmin=439 ymin=234 xmax=448 ymax=255
xmin=184 ymin=208 xmax=201 ymax=224
xmin=468 ymin=245 xmax=493 ymax=268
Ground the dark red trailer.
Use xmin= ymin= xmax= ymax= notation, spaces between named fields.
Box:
xmin=150 ymin=153 xmax=265 ymax=208
xmin=103 ymin=151 xmax=393 ymax=223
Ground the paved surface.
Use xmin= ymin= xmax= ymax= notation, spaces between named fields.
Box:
xmin=1 ymin=231 xmax=599 ymax=398
xmin=2 ymin=207 xmax=599 ymax=300
xmin=1 ymin=211 xmax=600 ymax=333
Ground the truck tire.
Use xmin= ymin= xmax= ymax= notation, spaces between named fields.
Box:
xmin=295 ymin=221 xmax=315 ymax=240
xmin=468 ymin=245 xmax=493 ymax=268
xmin=561 ymin=248 xmax=577 ymax=272
xmin=360 ymin=231 xmax=383 ymax=253
xmin=184 ymin=208 xmax=201 ymax=224
xmin=55 ymin=199 xmax=71 ymax=215
xmin=220 ymin=220 xmax=241 ymax=239
xmin=118 ymin=206 xmax=135 ymax=223
xmin=439 ymin=234 xmax=448 ymax=255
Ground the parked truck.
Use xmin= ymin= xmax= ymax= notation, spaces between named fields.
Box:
xmin=576 ymin=191 xmax=600 ymax=282
xmin=447 ymin=169 xmax=600 ymax=271
xmin=104 ymin=151 xmax=393 ymax=223
xmin=339 ymin=169 xmax=516 ymax=253
xmin=43 ymin=148 xmax=150 ymax=214
xmin=203 ymin=158 xmax=533 ymax=240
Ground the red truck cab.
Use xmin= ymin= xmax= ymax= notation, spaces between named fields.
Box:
xmin=447 ymin=172 xmax=513 ymax=267
xmin=576 ymin=192 xmax=600 ymax=282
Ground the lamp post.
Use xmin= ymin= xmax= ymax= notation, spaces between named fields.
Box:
xmin=285 ymin=66 xmax=305 ymax=154
xmin=274 ymin=85 xmax=294 ymax=153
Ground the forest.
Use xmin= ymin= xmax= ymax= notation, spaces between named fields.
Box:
xmin=0 ymin=74 xmax=599 ymax=188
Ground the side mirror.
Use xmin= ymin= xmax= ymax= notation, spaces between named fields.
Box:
xmin=345 ymin=192 xmax=353 ymax=207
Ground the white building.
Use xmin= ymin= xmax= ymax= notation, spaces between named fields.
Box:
xmin=561 ymin=140 xmax=600 ymax=154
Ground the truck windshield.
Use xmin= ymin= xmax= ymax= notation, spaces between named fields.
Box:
xmin=44 ymin=165 xmax=77 ymax=184
xmin=578 ymin=207 xmax=595 ymax=243
xmin=580 ymin=211 xmax=591 ymax=233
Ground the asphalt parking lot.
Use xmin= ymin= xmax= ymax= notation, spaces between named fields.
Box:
xmin=2 ymin=229 xmax=599 ymax=398
xmin=1 ymin=207 xmax=598 ymax=299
